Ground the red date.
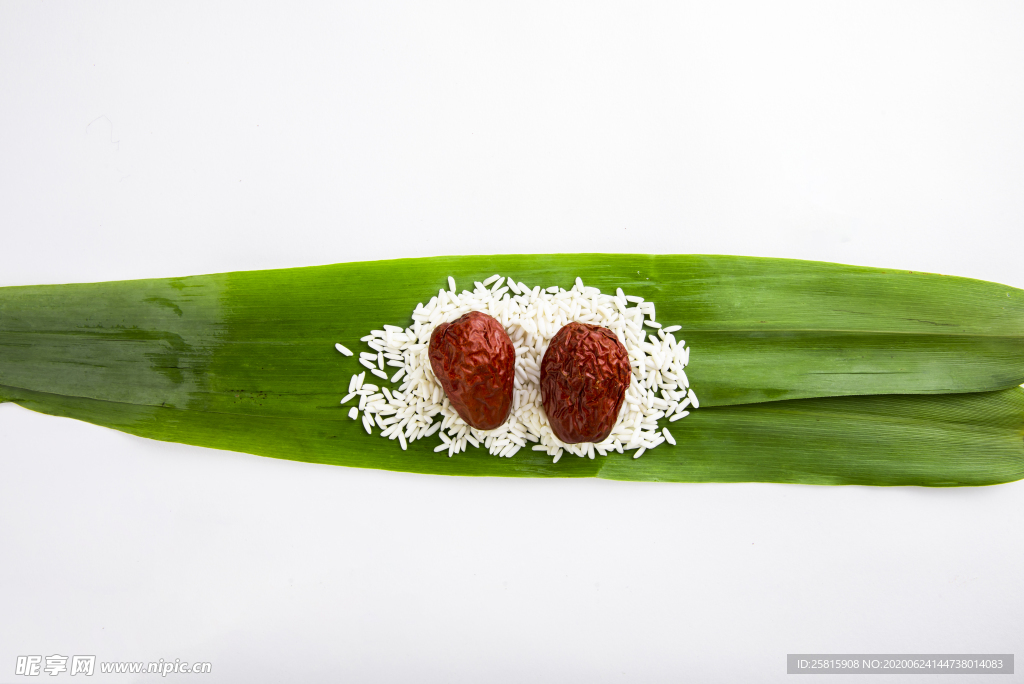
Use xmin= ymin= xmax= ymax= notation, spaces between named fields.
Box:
xmin=541 ymin=322 xmax=631 ymax=444
xmin=429 ymin=311 xmax=515 ymax=430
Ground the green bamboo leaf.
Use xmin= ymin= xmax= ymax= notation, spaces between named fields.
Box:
xmin=1 ymin=254 xmax=1023 ymax=485
xmin=2 ymin=381 xmax=1022 ymax=486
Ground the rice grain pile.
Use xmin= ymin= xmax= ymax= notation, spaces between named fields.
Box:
xmin=336 ymin=275 xmax=697 ymax=463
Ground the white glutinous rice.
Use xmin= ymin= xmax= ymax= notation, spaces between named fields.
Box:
xmin=335 ymin=342 xmax=353 ymax=356
xmin=335 ymin=275 xmax=696 ymax=462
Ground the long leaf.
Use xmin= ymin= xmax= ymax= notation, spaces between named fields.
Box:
xmin=2 ymin=254 xmax=1023 ymax=485
xmin=2 ymin=382 xmax=1022 ymax=486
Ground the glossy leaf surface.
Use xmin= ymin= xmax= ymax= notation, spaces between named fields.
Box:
xmin=2 ymin=254 xmax=1022 ymax=485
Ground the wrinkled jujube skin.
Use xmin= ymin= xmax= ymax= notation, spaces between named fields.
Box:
xmin=429 ymin=311 xmax=515 ymax=430
xmin=541 ymin=322 xmax=631 ymax=444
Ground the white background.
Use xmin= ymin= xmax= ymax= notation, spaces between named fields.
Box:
xmin=2 ymin=2 xmax=1022 ymax=682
